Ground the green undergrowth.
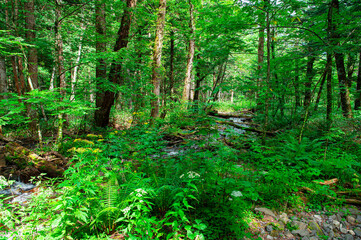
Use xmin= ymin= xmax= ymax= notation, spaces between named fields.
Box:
xmin=1 ymin=108 xmax=361 ymax=239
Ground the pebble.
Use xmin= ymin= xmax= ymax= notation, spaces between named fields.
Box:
xmin=249 ymin=207 xmax=361 ymax=240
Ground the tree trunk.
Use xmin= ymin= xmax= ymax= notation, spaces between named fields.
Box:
xmin=294 ymin=59 xmax=300 ymax=108
xmin=24 ymin=0 xmax=38 ymax=89
xmin=55 ymin=0 xmax=65 ymax=145
xmin=95 ymin=0 xmax=137 ymax=127
xmin=346 ymin=53 xmax=356 ymax=89
xmin=304 ymin=55 xmax=316 ymax=108
xmin=326 ymin=52 xmax=333 ymax=126
xmin=168 ymin=30 xmax=175 ymax=98
xmin=182 ymin=0 xmax=195 ymax=102
xmin=0 ymin=55 xmax=7 ymax=99
xmin=355 ymin=52 xmax=361 ymax=110
xmin=94 ymin=0 xmax=107 ymax=126
xmin=314 ymin=70 xmax=327 ymax=111
xmin=330 ymin=0 xmax=352 ymax=118
xmin=256 ymin=11 xmax=265 ymax=104
xmin=150 ymin=0 xmax=166 ymax=120
xmin=70 ymin=25 xmax=85 ymax=101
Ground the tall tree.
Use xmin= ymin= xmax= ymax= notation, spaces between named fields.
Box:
xmin=0 ymin=56 xmax=7 ymax=99
xmin=150 ymin=0 xmax=166 ymax=120
xmin=24 ymin=0 xmax=38 ymax=89
xmin=182 ymin=0 xmax=195 ymax=102
xmin=95 ymin=0 xmax=137 ymax=127
xmin=329 ymin=0 xmax=352 ymax=118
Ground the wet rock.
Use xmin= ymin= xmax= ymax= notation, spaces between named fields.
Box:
xmin=255 ymin=207 xmax=277 ymax=218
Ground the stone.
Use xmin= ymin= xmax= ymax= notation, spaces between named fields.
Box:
xmin=270 ymin=230 xmax=280 ymax=238
xmin=355 ymin=227 xmax=361 ymax=237
xmin=356 ymin=215 xmax=361 ymax=223
xmin=285 ymin=232 xmax=294 ymax=238
xmin=313 ymin=215 xmax=322 ymax=222
xmin=255 ymin=207 xmax=277 ymax=218
xmin=266 ymin=224 xmax=273 ymax=232
xmin=330 ymin=215 xmax=337 ymax=221
xmin=309 ymin=237 xmax=318 ymax=240
xmin=280 ymin=212 xmax=290 ymax=224
xmin=293 ymin=220 xmax=308 ymax=230
xmin=349 ymin=230 xmax=356 ymax=235
xmin=309 ymin=221 xmax=323 ymax=236
xmin=292 ymin=229 xmax=310 ymax=237
xmin=340 ymin=225 xmax=348 ymax=234
xmin=302 ymin=237 xmax=310 ymax=240
xmin=348 ymin=216 xmax=357 ymax=225
xmin=266 ymin=235 xmax=273 ymax=240
xmin=333 ymin=220 xmax=340 ymax=228
xmin=345 ymin=234 xmax=354 ymax=240
xmin=348 ymin=208 xmax=361 ymax=215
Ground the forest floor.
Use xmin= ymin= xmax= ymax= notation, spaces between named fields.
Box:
xmin=1 ymin=109 xmax=361 ymax=239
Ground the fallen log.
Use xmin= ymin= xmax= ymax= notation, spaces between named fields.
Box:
xmin=4 ymin=142 xmax=64 ymax=178
xmin=216 ymin=120 xmax=278 ymax=136
xmin=298 ymin=187 xmax=361 ymax=205
xmin=208 ymin=111 xmax=253 ymax=120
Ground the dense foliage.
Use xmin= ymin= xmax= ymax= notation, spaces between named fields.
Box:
xmin=0 ymin=0 xmax=361 ymax=239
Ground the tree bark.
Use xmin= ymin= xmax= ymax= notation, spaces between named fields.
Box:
xmin=70 ymin=25 xmax=85 ymax=101
xmin=150 ymin=0 xmax=166 ymax=120
xmin=294 ymin=59 xmax=300 ymax=108
xmin=304 ymin=55 xmax=316 ymax=108
xmin=168 ymin=29 xmax=175 ymax=97
xmin=0 ymin=55 xmax=7 ymax=99
xmin=314 ymin=70 xmax=327 ymax=112
xmin=354 ymin=52 xmax=361 ymax=110
xmin=326 ymin=52 xmax=333 ymax=126
xmin=182 ymin=0 xmax=195 ymax=102
xmin=256 ymin=11 xmax=265 ymax=104
xmin=94 ymin=0 xmax=107 ymax=126
xmin=330 ymin=0 xmax=352 ymax=118
xmin=95 ymin=0 xmax=137 ymax=127
xmin=24 ymin=0 xmax=38 ymax=89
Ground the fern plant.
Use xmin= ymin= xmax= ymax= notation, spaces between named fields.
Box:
xmin=90 ymin=176 xmax=121 ymax=234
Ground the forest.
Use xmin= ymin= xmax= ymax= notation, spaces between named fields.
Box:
xmin=1 ymin=0 xmax=361 ymax=239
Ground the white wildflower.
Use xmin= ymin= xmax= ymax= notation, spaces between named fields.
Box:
xmin=180 ymin=171 xmax=200 ymax=179
xmin=230 ymin=191 xmax=243 ymax=198
xmin=122 ymin=206 xmax=131 ymax=214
